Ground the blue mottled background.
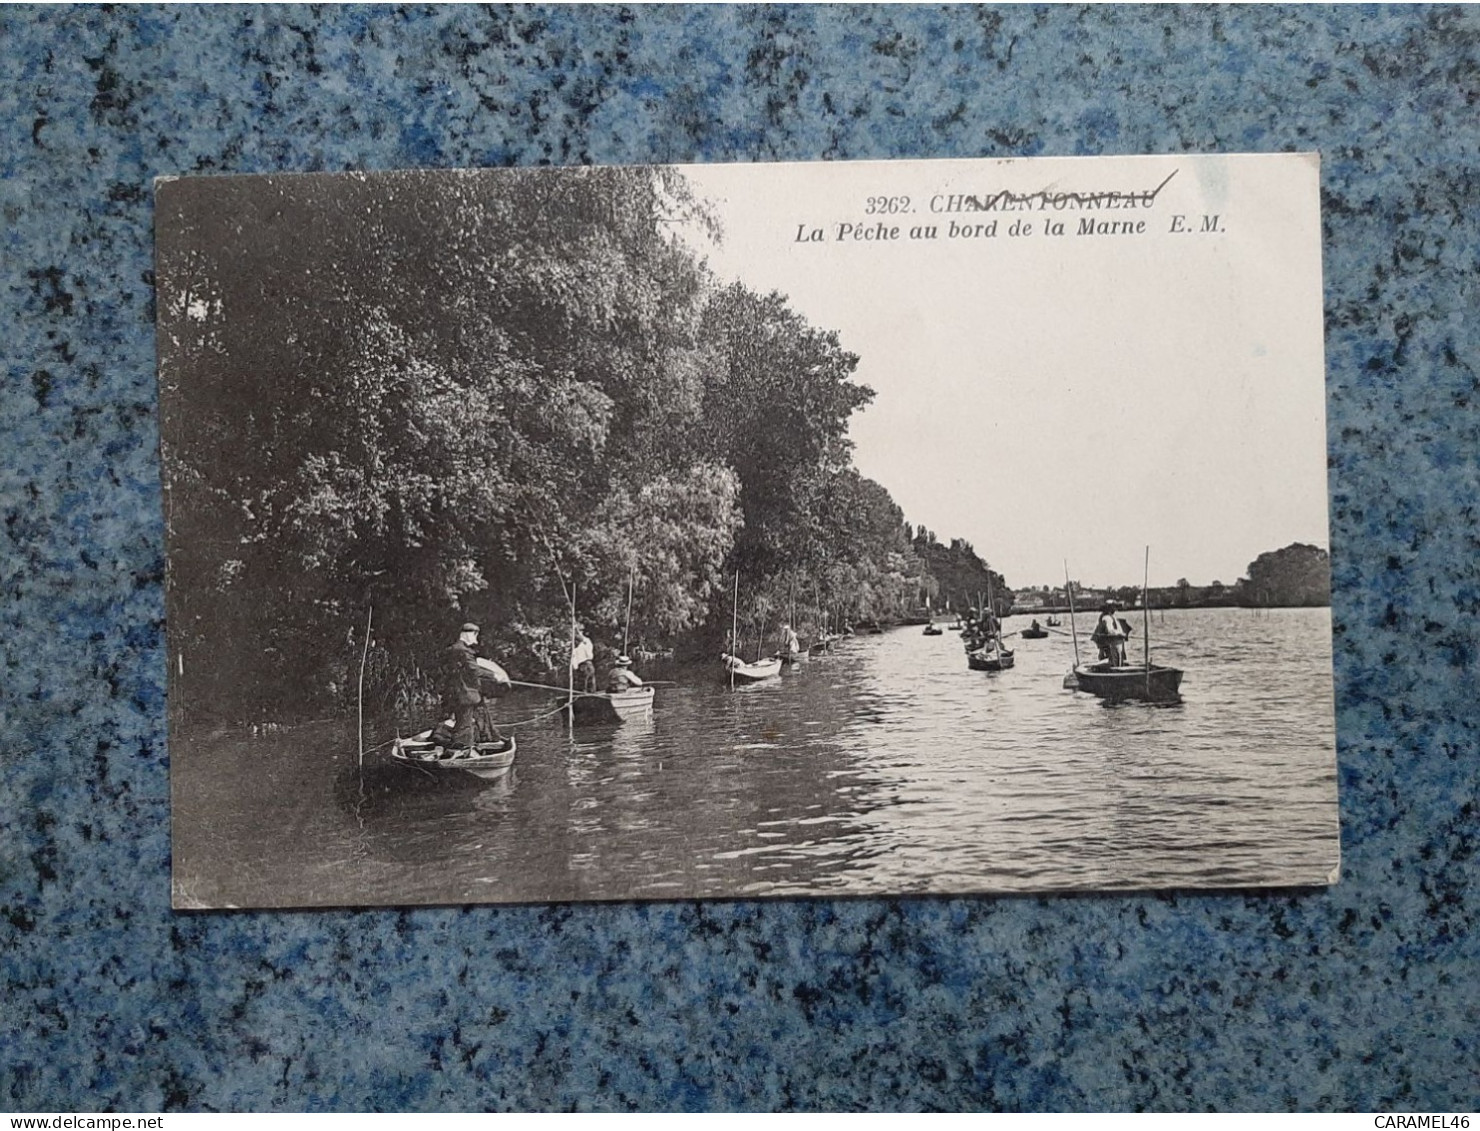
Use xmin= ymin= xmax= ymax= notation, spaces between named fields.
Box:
xmin=2 ymin=4 xmax=1477 ymax=1112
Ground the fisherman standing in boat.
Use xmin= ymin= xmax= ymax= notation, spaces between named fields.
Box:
xmin=605 ymin=654 xmax=645 ymax=694
xmin=439 ymin=621 xmax=508 ymax=750
xmin=570 ymin=623 xmax=596 ymax=693
xmin=777 ymin=622 xmax=801 ymax=660
xmin=984 ymin=605 xmax=1002 ymax=638
xmin=1091 ymin=602 xmax=1134 ymax=666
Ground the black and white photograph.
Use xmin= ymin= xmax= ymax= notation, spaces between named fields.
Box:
xmin=157 ymin=153 xmax=1337 ymax=909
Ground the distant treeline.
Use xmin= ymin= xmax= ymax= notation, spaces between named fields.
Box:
xmin=158 ymin=167 xmax=1005 ymax=723
xmin=1014 ymin=543 xmax=1332 ymax=612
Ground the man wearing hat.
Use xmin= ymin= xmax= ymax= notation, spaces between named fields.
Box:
xmin=605 ymin=653 xmax=645 ymax=694
xmin=1091 ymin=601 xmax=1133 ymax=667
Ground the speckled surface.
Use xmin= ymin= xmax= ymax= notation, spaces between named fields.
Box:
xmin=2 ymin=4 xmax=1477 ymax=1112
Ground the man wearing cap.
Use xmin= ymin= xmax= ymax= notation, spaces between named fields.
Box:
xmin=1091 ymin=602 xmax=1133 ymax=667
xmin=442 ymin=622 xmax=493 ymax=750
xmin=605 ymin=654 xmax=645 ymax=694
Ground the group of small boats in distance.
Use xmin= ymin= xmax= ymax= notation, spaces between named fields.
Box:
xmin=924 ymin=613 xmax=1183 ymax=703
xmin=922 ymin=551 xmax=1185 ymax=705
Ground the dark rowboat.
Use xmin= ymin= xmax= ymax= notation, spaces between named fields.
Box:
xmin=1020 ymin=626 xmax=1049 ymax=639
xmin=1072 ymin=662 xmax=1183 ymax=703
xmin=923 ymin=624 xmax=944 ymax=636
xmin=967 ymin=645 xmax=1015 ymax=671
xmin=391 ymin=731 xmax=517 ymax=780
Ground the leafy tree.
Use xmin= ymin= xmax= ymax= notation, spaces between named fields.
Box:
xmin=1244 ymin=543 xmax=1331 ymax=606
xmin=699 ymin=283 xmax=873 ymax=579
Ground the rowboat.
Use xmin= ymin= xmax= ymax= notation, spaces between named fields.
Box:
xmin=562 ymin=685 xmax=656 ymax=723
xmin=723 ymin=655 xmax=783 ymax=683
xmin=923 ymin=624 xmax=944 ymax=636
xmin=1020 ymin=626 xmax=1049 ymax=639
xmin=391 ymin=730 xmax=517 ymax=780
xmin=808 ymin=633 xmax=842 ymax=655
xmin=967 ymin=645 xmax=1015 ymax=671
xmin=1072 ymin=662 xmax=1183 ymax=703
xmin=1062 ymin=549 xmax=1184 ymax=704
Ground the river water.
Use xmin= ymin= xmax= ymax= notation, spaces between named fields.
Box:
xmin=171 ymin=607 xmax=1339 ymax=908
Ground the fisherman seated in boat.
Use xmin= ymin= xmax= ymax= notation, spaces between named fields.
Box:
xmin=1031 ymin=619 xmax=1042 ymax=632
xmin=1091 ymin=602 xmax=1133 ymax=666
xmin=570 ymin=623 xmax=596 ymax=692
xmin=435 ymin=622 xmax=508 ymax=751
xmin=605 ymin=654 xmax=645 ymax=693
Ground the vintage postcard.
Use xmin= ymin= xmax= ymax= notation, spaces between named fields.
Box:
xmin=156 ymin=153 xmax=1337 ymax=908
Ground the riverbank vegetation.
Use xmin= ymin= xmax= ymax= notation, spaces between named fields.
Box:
xmin=159 ymin=167 xmax=1007 ymax=723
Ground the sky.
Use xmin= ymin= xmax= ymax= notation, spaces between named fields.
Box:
xmin=679 ymin=154 xmax=1330 ymax=591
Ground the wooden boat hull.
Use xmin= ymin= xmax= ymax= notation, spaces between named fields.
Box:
xmin=922 ymin=626 xmax=944 ymax=636
xmin=726 ymin=657 xmax=783 ymax=683
xmin=391 ymin=732 xmax=517 ymax=780
xmin=967 ymin=647 xmax=1015 ymax=671
xmin=562 ymin=686 xmax=656 ymax=723
xmin=1020 ymin=628 xmax=1049 ymax=639
xmin=1073 ymin=663 xmax=1183 ymax=703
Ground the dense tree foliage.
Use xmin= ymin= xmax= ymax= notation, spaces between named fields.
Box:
xmin=1244 ymin=543 xmax=1332 ymax=607
xmin=158 ymin=167 xmax=1010 ymax=722
xmin=910 ymin=529 xmax=1012 ymax=617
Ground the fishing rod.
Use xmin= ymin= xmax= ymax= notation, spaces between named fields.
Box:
xmin=507 ymin=678 xmax=605 ymax=695
xmin=505 ymin=677 xmax=680 ymax=695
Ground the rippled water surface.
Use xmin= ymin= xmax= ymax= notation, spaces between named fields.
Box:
xmin=173 ymin=608 xmax=1339 ymax=907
